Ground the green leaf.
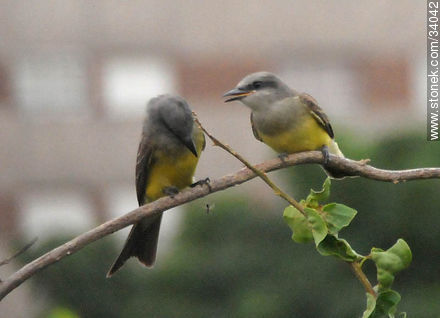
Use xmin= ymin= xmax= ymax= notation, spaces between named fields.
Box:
xmin=316 ymin=235 xmax=360 ymax=261
xmin=303 ymin=207 xmax=328 ymax=245
xmin=374 ymin=290 xmax=401 ymax=316
xmin=47 ymin=307 xmax=80 ymax=318
xmin=362 ymin=290 xmax=401 ymax=318
xmin=306 ymin=177 xmax=331 ymax=207
xmin=322 ymin=203 xmax=357 ymax=235
xmin=362 ymin=293 xmax=376 ymax=318
xmin=371 ymin=239 xmax=412 ymax=290
xmin=283 ymin=205 xmax=313 ymax=243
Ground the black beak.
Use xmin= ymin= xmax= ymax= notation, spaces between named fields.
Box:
xmin=222 ymin=88 xmax=254 ymax=102
xmin=184 ymin=138 xmax=198 ymax=157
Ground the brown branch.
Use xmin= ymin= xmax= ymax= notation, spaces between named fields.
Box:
xmin=350 ymin=262 xmax=376 ymax=297
xmin=0 ymin=152 xmax=439 ymax=300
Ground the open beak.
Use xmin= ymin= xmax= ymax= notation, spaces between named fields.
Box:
xmin=222 ymin=88 xmax=255 ymax=102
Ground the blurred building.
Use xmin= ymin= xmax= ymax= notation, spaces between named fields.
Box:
xmin=0 ymin=1 xmax=427 ymax=314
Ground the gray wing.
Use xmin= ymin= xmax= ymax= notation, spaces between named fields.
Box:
xmin=250 ymin=112 xmax=263 ymax=142
xmin=299 ymin=93 xmax=334 ymax=139
xmin=135 ymin=133 xmax=154 ymax=206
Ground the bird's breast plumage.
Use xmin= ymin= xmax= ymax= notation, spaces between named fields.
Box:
xmin=144 ymin=124 xmax=204 ymax=201
xmin=252 ymin=98 xmax=332 ymax=154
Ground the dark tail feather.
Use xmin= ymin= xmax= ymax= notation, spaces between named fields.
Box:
xmin=106 ymin=214 xmax=163 ymax=277
xmin=323 ymin=140 xmax=358 ymax=179
xmin=323 ymin=166 xmax=354 ymax=179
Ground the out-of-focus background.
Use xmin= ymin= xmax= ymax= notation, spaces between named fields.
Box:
xmin=0 ymin=1 xmax=438 ymax=317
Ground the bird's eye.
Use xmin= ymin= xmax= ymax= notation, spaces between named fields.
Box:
xmin=253 ymin=81 xmax=263 ymax=89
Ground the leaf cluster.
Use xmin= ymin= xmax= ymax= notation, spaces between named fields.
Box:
xmin=283 ymin=178 xmax=412 ymax=317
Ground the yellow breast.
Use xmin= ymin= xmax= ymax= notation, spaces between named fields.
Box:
xmin=145 ymin=151 xmax=199 ymax=201
xmin=145 ymin=129 xmax=204 ymax=201
xmin=259 ymin=115 xmax=331 ymax=154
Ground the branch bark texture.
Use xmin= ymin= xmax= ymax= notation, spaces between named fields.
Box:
xmin=0 ymin=152 xmax=439 ymax=300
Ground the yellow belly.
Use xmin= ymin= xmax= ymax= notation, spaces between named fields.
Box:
xmin=145 ymin=150 xmax=199 ymax=201
xmin=145 ymin=129 xmax=204 ymax=201
xmin=260 ymin=116 xmax=331 ymax=154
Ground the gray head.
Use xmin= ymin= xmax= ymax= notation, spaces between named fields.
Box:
xmin=223 ymin=72 xmax=295 ymax=110
xmin=146 ymin=94 xmax=198 ymax=156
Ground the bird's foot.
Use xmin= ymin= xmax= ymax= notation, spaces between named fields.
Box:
xmin=163 ymin=186 xmax=179 ymax=197
xmin=320 ymin=145 xmax=330 ymax=165
xmin=278 ymin=152 xmax=289 ymax=163
xmin=191 ymin=177 xmax=212 ymax=192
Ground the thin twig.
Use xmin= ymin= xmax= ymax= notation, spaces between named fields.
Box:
xmin=0 ymin=149 xmax=439 ymax=299
xmin=194 ymin=115 xmax=305 ymax=214
xmin=0 ymin=237 xmax=38 ymax=267
xmin=350 ymin=262 xmax=376 ymax=297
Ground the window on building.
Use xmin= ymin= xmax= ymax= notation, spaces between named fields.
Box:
xmin=13 ymin=52 xmax=89 ymax=115
xmin=18 ymin=189 xmax=94 ymax=241
xmin=101 ymin=56 xmax=176 ymax=117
